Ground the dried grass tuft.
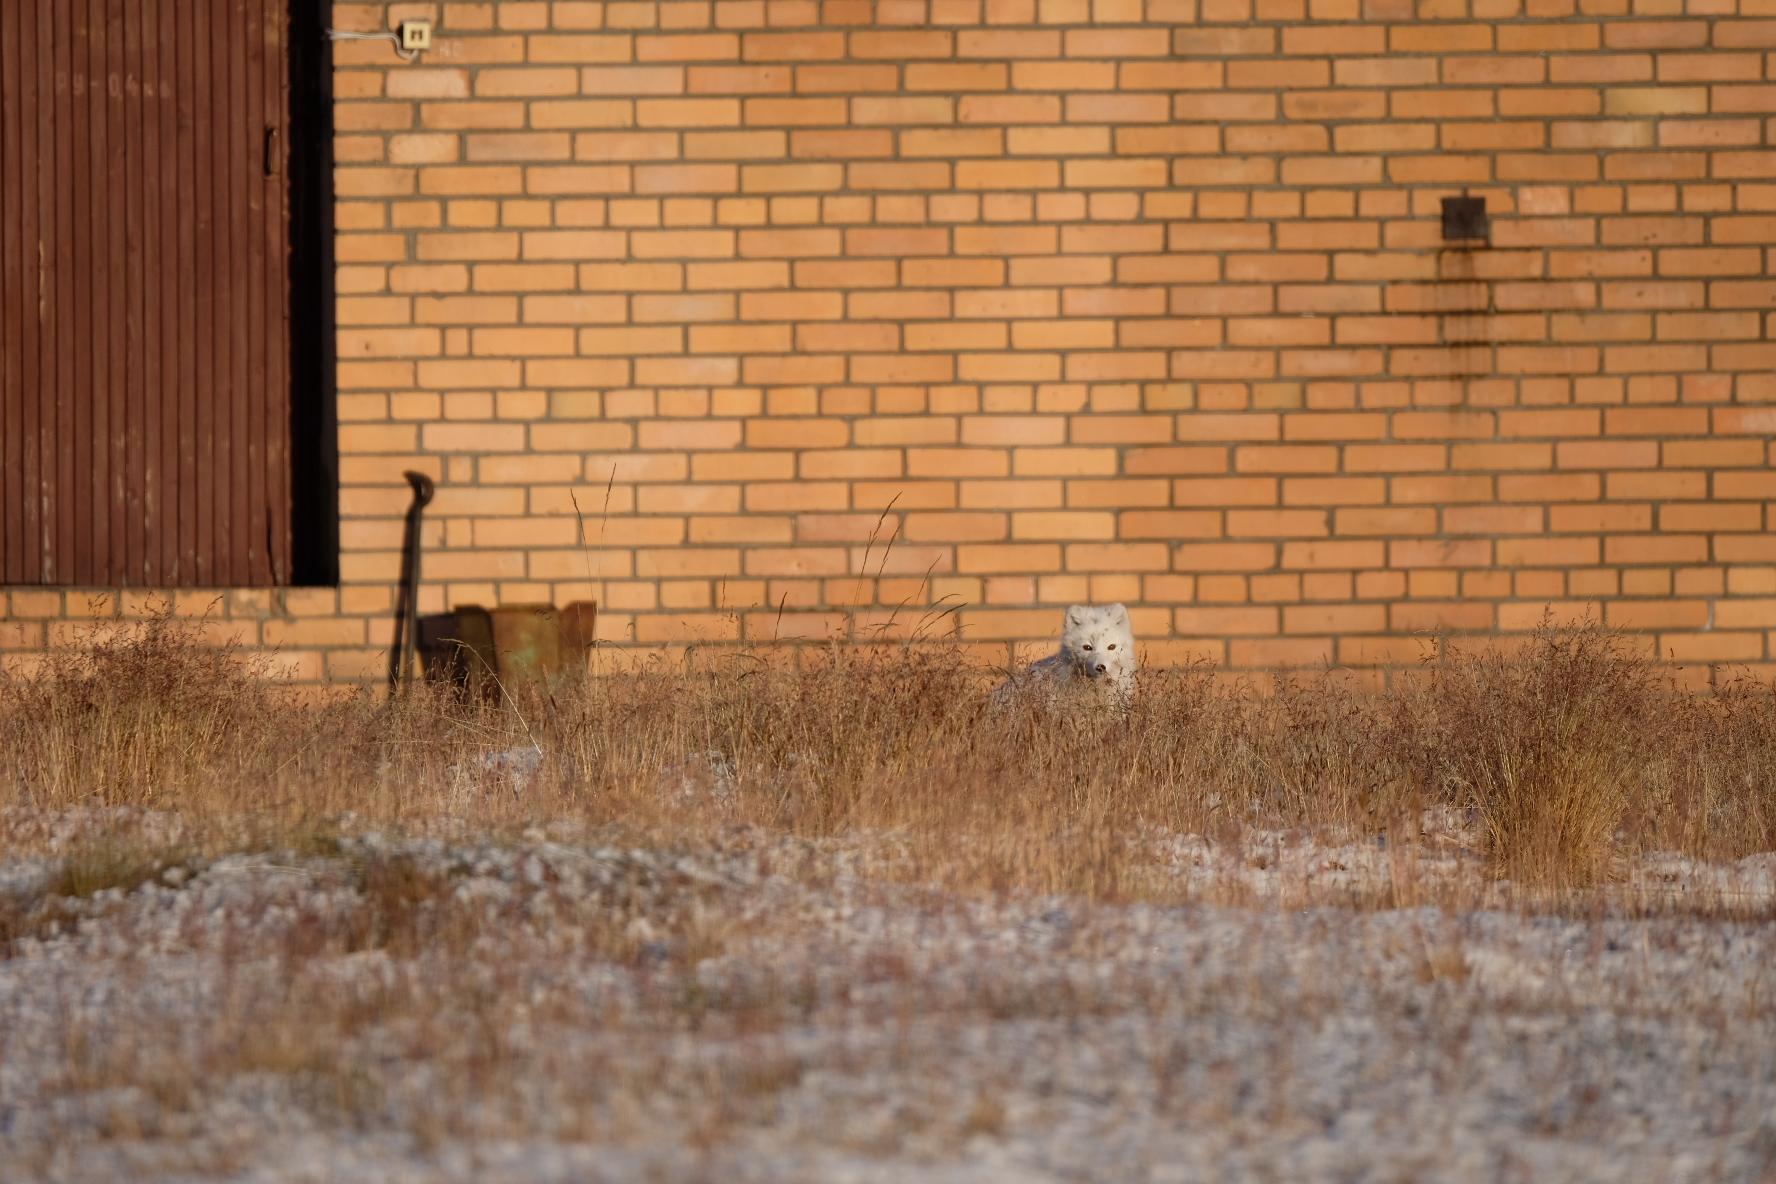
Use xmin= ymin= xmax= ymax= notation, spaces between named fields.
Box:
xmin=1406 ymin=619 xmax=1663 ymax=888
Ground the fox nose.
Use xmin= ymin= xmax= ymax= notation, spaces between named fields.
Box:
xmin=1095 ymin=662 xmax=1107 ymax=674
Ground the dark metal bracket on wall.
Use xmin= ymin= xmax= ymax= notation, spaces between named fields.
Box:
xmin=1441 ymin=194 xmax=1489 ymax=244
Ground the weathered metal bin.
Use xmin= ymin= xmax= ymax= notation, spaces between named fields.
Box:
xmin=419 ymin=601 xmax=596 ymax=696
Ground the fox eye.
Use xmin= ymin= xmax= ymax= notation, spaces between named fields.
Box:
xmin=1082 ymin=644 xmax=1093 ymax=651
xmin=1107 ymin=644 xmax=1116 ymax=650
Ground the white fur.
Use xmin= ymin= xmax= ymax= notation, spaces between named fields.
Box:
xmin=996 ymin=603 xmax=1137 ymax=704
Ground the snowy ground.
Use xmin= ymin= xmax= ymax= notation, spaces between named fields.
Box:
xmin=3 ymin=825 xmax=1775 ymax=1183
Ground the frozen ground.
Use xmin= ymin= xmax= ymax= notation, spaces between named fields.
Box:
xmin=2 ymin=827 xmax=1774 ymax=1183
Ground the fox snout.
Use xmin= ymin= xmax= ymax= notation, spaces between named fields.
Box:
xmin=1093 ymin=662 xmax=1108 ymax=675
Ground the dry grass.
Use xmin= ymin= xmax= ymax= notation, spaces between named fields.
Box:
xmin=2 ymin=609 xmax=1773 ymax=899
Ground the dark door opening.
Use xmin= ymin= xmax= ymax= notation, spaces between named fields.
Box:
xmin=287 ymin=0 xmax=336 ymax=586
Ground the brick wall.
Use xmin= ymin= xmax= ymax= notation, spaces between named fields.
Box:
xmin=7 ymin=0 xmax=1776 ymax=684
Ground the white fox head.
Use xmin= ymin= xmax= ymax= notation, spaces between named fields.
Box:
xmin=1059 ymin=603 xmax=1136 ymax=691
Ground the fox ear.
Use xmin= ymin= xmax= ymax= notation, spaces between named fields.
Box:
xmin=1107 ymin=603 xmax=1130 ymax=624
xmin=1065 ymin=604 xmax=1089 ymax=627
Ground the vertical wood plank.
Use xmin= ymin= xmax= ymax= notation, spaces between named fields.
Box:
xmin=45 ymin=2 xmax=69 ymax=583
xmin=265 ymin=0 xmax=291 ymax=584
xmin=93 ymin=0 xmax=111 ymax=581
xmin=153 ymin=0 xmax=178 ymax=586
xmin=69 ymin=0 xmax=91 ymax=582
xmin=103 ymin=0 xmax=128 ymax=583
xmin=190 ymin=0 xmax=216 ymax=585
xmin=240 ymin=0 xmax=265 ymax=586
xmin=223 ymin=0 xmax=249 ymax=587
xmin=137 ymin=0 xmax=162 ymax=585
xmin=120 ymin=0 xmax=146 ymax=584
xmin=173 ymin=0 xmax=197 ymax=584
xmin=11 ymin=3 xmax=34 ymax=584
xmin=46 ymin=3 xmax=65 ymax=581
xmin=0 ymin=0 xmax=23 ymax=584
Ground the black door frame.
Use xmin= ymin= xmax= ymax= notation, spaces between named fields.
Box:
xmin=287 ymin=0 xmax=336 ymax=586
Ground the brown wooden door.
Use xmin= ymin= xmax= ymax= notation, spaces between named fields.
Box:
xmin=1 ymin=0 xmax=292 ymax=587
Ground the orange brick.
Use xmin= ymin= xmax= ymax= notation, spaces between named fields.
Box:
xmin=850 ymin=29 xmax=954 ymax=58
xmin=956 ymin=545 xmax=1064 ymax=575
xmin=1122 ymin=511 xmax=1223 ymax=538
xmin=636 ymin=34 xmax=742 ymax=62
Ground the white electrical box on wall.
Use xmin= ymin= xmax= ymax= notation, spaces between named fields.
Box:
xmin=400 ymin=20 xmax=432 ymax=51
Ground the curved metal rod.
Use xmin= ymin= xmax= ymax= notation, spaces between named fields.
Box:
xmin=389 ymin=471 xmax=435 ymax=693
xmin=326 ymin=28 xmax=420 ymax=60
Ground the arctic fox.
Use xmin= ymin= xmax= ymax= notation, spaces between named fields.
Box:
xmin=994 ymin=603 xmax=1137 ymax=705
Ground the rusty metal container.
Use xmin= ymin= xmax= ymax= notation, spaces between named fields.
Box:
xmin=489 ymin=604 xmax=563 ymax=683
xmin=559 ymin=600 xmax=599 ymax=670
xmin=420 ymin=601 xmax=596 ymax=691
xmin=420 ymin=606 xmax=498 ymax=700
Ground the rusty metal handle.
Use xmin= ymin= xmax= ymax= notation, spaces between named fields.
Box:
xmin=389 ymin=471 xmax=435 ymax=693
xmin=263 ymin=125 xmax=279 ymax=178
